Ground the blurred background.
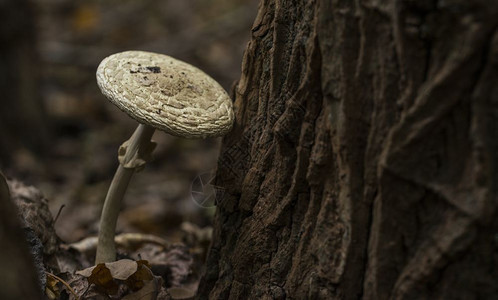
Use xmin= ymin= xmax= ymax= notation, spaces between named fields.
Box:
xmin=0 ymin=0 xmax=257 ymax=245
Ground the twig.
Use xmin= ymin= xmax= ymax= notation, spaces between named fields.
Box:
xmin=53 ymin=204 xmax=65 ymax=225
xmin=45 ymin=271 xmax=79 ymax=300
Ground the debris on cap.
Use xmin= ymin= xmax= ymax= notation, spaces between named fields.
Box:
xmin=96 ymin=51 xmax=234 ymax=138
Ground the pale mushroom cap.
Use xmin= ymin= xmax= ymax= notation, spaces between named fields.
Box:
xmin=96 ymin=51 xmax=234 ymax=138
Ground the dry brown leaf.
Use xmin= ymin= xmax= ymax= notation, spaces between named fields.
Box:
xmin=66 ymin=233 xmax=169 ymax=254
xmin=77 ymin=259 xmax=158 ymax=298
xmin=131 ymin=244 xmax=193 ymax=287
xmin=122 ymin=278 xmax=159 ymax=300
xmin=126 ymin=260 xmax=154 ymax=291
xmin=77 ymin=259 xmax=138 ymax=280
xmin=87 ymin=263 xmax=118 ymax=295
xmin=75 ymin=266 xmax=95 ymax=278
xmin=45 ymin=275 xmax=60 ymax=299
xmin=167 ymin=287 xmax=195 ymax=299
xmin=106 ymin=259 xmax=138 ymax=280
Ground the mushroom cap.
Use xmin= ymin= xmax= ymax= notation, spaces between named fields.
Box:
xmin=96 ymin=51 xmax=234 ymax=138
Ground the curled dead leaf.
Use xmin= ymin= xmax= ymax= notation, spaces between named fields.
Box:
xmin=126 ymin=260 xmax=154 ymax=291
xmin=76 ymin=259 xmax=158 ymax=298
xmin=86 ymin=263 xmax=119 ymax=295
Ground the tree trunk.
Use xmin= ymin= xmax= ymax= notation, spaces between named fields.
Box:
xmin=199 ymin=0 xmax=498 ymax=299
xmin=0 ymin=0 xmax=49 ymax=165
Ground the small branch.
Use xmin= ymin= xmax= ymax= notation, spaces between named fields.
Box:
xmin=45 ymin=271 xmax=79 ymax=300
xmin=53 ymin=204 xmax=65 ymax=224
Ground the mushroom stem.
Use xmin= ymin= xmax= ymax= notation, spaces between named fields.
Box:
xmin=96 ymin=124 xmax=156 ymax=264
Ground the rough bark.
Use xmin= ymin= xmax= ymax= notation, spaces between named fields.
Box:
xmin=199 ymin=0 xmax=498 ymax=299
xmin=0 ymin=173 xmax=43 ymax=299
xmin=0 ymin=0 xmax=49 ymax=165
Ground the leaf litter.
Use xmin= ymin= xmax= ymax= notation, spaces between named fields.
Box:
xmin=5 ymin=178 xmax=202 ymax=299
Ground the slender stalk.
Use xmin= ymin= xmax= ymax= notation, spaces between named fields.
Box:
xmin=95 ymin=124 xmax=155 ymax=264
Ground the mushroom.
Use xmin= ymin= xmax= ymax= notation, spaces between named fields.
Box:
xmin=95 ymin=50 xmax=234 ymax=263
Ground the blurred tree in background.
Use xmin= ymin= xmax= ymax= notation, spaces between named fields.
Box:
xmin=0 ymin=0 xmax=49 ymax=165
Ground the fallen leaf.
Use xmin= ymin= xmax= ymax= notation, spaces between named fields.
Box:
xmin=45 ymin=287 xmax=57 ymax=300
xmin=45 ymin=275 xmax=59 ymax=299
xmin=86 ymin=263 xmax=118 ymax=295
xmin=106 ymin=259 xmax=138 ymax=280
xmin=167 ymin=287 xmax=195 ymax=299
xmin=75 ymin=266 xmax=95 ymax=278
xmin=66 ymin=233 xmax=169 ymax=254
xmin=131 ymin=244 xmax=193 ymax=287
xmin=126 ymin=260 xmax=154 ymax=291
xmin=77 ymin=259 xmax=138 ymax=280
xmin=77 ymin=259 xmax=158 ymax=298
xmin=122 ymin=278 xmax=159 ymax=300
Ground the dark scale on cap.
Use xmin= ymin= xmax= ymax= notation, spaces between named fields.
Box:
xmin=146 ymin=66 xmax=161 ymax=73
